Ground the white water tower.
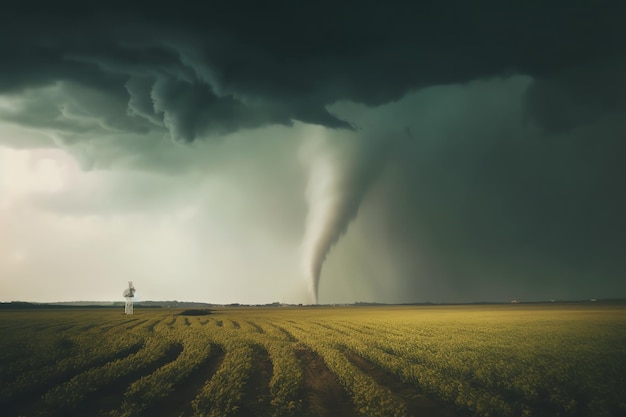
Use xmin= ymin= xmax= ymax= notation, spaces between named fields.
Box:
xmin=123 ymin=281 xmax=136 ymax=314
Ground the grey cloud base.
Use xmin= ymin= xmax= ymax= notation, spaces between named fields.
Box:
xmin=2 ymin=1 xmax=625 ymax=141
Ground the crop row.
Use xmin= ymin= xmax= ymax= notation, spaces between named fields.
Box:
xmin=38 ymin=336 xmax=180 ymax=416
xmin=290 ymin=311 xmax=626 ymax=417
xmin=119 ymin=327 xmax=216 ymax=417
xmin=1 ymin=306 xmax=625 ymax=417
xmin=0 ymin=331 xmax=145 ymax=407
xmin=278 ymin=320 xmax=407 ymax=417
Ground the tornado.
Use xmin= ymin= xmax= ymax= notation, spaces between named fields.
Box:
xmin=300 ymin=127 xmax=396 ymax=303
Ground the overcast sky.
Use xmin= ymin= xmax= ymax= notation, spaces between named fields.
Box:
xmin=1 ymin=1 xmax=625 ymax=304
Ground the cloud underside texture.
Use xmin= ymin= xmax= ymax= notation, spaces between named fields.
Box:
xmin=2 ymin=1 xmax=625 ymax=140
xmin=1 ymin=1 xmax=625 ymax=301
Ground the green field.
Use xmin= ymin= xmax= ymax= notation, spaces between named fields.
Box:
xmin=1 ymin=304 xmax=625 ymax=417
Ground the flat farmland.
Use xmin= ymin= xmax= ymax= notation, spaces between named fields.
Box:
xmin=1 ymin=304 xmax=624 ymax=417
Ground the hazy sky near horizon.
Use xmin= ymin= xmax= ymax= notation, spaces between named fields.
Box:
xmin=1 ymin=1 xmax=625 ymax=304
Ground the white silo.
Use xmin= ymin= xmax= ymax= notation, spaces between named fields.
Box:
xmin=123 ymin=281 xmax=136 ymax=314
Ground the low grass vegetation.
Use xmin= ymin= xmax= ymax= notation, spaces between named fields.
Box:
xmin=1 ymin=303 xmax=624 ymax=417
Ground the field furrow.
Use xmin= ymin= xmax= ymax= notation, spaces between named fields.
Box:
xmin=236 ymin=345 xmax=273 ymax=416
xmin=191 ymin=340 xmax=256 ymax=417
xmin=343 ymin=349 xmax=459 ymax=417
xmin=244 ymin=322 xmax=303 ymax=416
xmin=244 ymin=320 xmax=265 ymax=333
xmin=293 ymin=346 xmax=358 ymax=417
xmin=99 ymin=317 xmax=143 ymax=332
xmin=264 ymin=322 xmax=297 ymax=342
xmin=36 ymin=341 xmax=184 ymax=417
xmin=1 ymin=339 xmax=145 ymax=417
xmin=125 ymin=344 xmax=226 ymax=417
xmin=1 ymin=305 xmax=624 ymax=417
xmin=281 ymin=322 xmax=407 ymax=417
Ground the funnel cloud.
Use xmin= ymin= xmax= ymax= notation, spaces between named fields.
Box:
xmin=300 ymin=126 xmax=403 ymax=302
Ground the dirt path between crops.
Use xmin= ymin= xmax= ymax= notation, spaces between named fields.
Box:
xmin=234 ymin=345 xmax=273 ymax=417
xmin=295 ymin=346 xmax=359 ymax=417
xmin=147 ymin=344 xmax=226 ymax=417
xmin=344 ymin=350 xmax=463 ymax=417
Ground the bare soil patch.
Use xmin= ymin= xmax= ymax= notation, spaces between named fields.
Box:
xmin=294 ymin=346 xmax=359 ymax=417
xmin=178 ymin=309 xmax=213 ymax=316
xmin=236 ymin=345 xmax=273 ymax=417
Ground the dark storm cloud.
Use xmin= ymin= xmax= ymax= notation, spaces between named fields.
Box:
xmin=524 ymin=57 xmax=626 ymax=133
xmin=2 ymin=1 xmax=625 ymax=303
xmin=321 ymin=77 xmax=626 ymax=302
xmin=2 ymin=1 xmax=625 ymax=141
